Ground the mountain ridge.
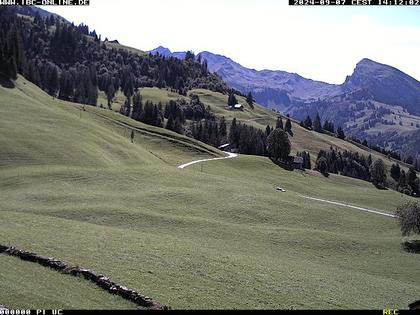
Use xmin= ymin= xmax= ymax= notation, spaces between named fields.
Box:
xmin=150 ymin=46 xmax=420 ymax=155
xmin=150 ymin=47 xmax=420 ymax=113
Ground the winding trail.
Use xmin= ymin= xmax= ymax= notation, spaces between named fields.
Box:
xmin=179 ymin=148 xmax=394 ymax=219
xmin=300 ymin=195 xmax=395 ymax=218
xmin=178 ymin=152 xmax=238 ymax=169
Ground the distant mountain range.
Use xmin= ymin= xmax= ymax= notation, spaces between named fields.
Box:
xmin=150 ymin=46 xmax=187 ymax=60
xmin=150 ymin=46 xmax=420 ymax=156
xmin=150 ymin=46 xmax=342 ymax=111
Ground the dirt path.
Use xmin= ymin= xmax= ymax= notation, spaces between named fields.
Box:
xmin=178 ymin=153 xmax=395 ymax=219
xmin=178 ymin=152 xmax=238 ymax=169
xmin=300 ymin=195 xmax=396 ymax=218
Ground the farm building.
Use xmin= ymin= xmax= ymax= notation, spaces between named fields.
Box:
xmin=292 ymin=156 xmax=304 ymax=170
xmin=278 ymin=155 xmax=304 ymax=171
xmin=225 ymin=104 xmax=244 ymax=111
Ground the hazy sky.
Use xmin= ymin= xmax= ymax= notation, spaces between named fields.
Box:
xmin=40 ymin=0 xmax=420 ymax=84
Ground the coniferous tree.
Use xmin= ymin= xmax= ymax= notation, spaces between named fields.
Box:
xmin=266 ymin=128 xmax=291 ymax=162
xmin=26 ymin=60 xmax=41 ymax=86
xmin=154 ymin=104 xmax=164 ymax=127
xmin=227 ymin=93 xmax=238 ymax=106
xmin=246 ymin=91 xmax=254 ymax=109
xmin=185 ymin=51 xmax=195 ymax=62
xmin=86 ymin=75 xmax=98 ymax=105
xmin=285 ymin=118 xmax=292 ymax=136
xmin=304 ymin=116 xmax=312 ymax=129
xmin=323 ymin=120 xmax=335 ymax=133
xmin=229 ymin=118 xmax=238 ymax=146
xmin=305 ymin=152 xmax=312 ymax=169
xmin=58 ymin=70 xmax=74 ymax=101
xmin=219 ymin=116 xmax=227 ymax=139
xmin=371 ymin=159 xmax=387 ymax=188
xmin=120 ymin=96 xmax=131 ymax=117
xmin=367 ymin=154 xmax=373 ymax=166
xmin=132 ymin=91 xmax=143 ymax=120
xmin=398 ymin=170 xmax=412 ymax=195
xmin=407 ymin=167 xmax=420 ymax=196
xmin=46 ymin=64 xmax=59 ymax=96
xmin=173 ymin=117 xmax=183 ymax=134
xmin=265 ymin=125 xmax=272 ymax=137
xmin=313 ymin=113 xmax=323 ymax=133
xmin=315 ymin=156 xmax=328 ymax=176
xmin=1 ymin=25 xmax=26 ymax=79
xmin=174 ymin=76 xmax=185 ymax=92
xmin=390 ymin=164 xmax=402 ymax=182
xmin=276 ymin=117 xmax=284 ymax=130
xmin=140 ymin=101 xmax=153 ymax=125
xmin=337 ymin=126 xmax=345 ymax=139
xmin=6 ymin=55 xmax=17 ymax=80
xmin=165 ymin=115 xmax=174 ymax=131
xmin=106 ymin=83 xmax=115 ymax=109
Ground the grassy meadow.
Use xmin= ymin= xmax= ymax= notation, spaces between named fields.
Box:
xmin=99 ymin=85 xmax=412 ymax=173
xmin=0 ymin=77 xmax=419 ymax=309
xmin=0 ymin=255 xmax=138 ymax=309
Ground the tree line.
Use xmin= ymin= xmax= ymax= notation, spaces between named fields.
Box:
xmin=314 ymin=147 xmax=373 ymax=182
xmin=390 ymin=164 xmax=420 ymax=197
xmin=0 ymin=7 xmax=232 ymax=105
xmin=0 ymin=7 xmax=25 ymax=81
xmin=300 ymin=111 xmax=405 ymax=163
xmin=314 ymin=146 xmax=419 ymax=195
xmin=300 ymin=113 xmax=345 ymax=139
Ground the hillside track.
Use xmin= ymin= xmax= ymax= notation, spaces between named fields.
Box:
xmin=300 ymin=195 xmax=396 ymax=218
xmin=178 ymin=152 xmax=238 ymax=169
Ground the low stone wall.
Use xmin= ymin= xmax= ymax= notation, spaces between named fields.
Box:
xmin=0 ymin=244 xmax=168 ymax=310
xmin=402 ymin=240 xmax=420 ymax=254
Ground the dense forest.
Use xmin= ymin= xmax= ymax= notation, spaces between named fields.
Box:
xmin=0 ymin=6 xmax=230 ymax=105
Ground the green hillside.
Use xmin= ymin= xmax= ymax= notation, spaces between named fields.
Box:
xmin=1 ymin=77 xmax=419 ymax=309
xmin=107 ymin=85 xmax=411 ymax=173
xmin=104 ymin=41 xmax=148 ymax=56
xmin=0 ymin=255 xmax=138 ymax=309
xmin=188 ymin=89 xmax=413 ymax=171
